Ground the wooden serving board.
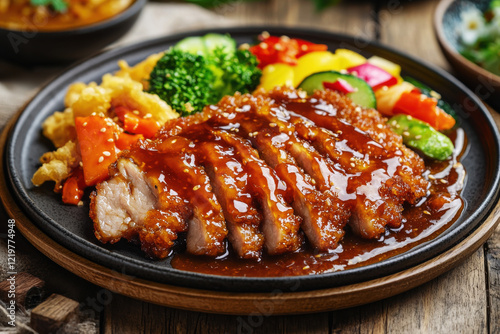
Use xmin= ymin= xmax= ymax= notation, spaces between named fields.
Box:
xmin=2 ymin=111 xmax=500 ymax=315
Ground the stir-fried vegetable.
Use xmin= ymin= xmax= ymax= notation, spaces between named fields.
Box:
xmin=249 ymin=34 xmax=328 ymax=69
xmin=61 ymin=168 xmax=86 ymax=205
xmin=346 ymin=62 xmax=398 ymax=91
xmin=298 ymin=71 xmax=377 ymax=108
xmin=149 ymin=34 xmax=261 ymax=116
xmin=375 ymin=82 xmax=456 ymax=131
xmin=74 ymin=116 xmax=117 ymax=187
xmin=388 ymin=115 xmax=454 ymax=161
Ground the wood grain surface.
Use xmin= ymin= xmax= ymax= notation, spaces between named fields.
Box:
xmin=2 ymin=0 xmax=500 ymax=333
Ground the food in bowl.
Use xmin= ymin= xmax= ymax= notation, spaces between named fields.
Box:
xmin=31 ymin=33 xmax=466 ymax=276
xmin=0 ymin=0 xmax=134 ymax=31
xmin=457 ymin=0 xmax=500 ymax=76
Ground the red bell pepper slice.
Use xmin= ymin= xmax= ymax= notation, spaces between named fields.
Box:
xmin=347 ymin=63 xmax=398 ymax=91
xmin=393 ymin=91 xmax=456 ymax=131
xmin=323 ymin=79 xmax=356 ymax=94
xmin=61 ymin=167 xmax=86 ymax=205
xmin=249 ymin=34 xmax=328 ymax=69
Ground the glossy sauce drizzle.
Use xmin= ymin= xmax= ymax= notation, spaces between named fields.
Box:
xmin=170 ymin=119 xmax=466 ymax=277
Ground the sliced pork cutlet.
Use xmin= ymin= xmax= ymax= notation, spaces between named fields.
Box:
xmin=267 ymin=88 xmax=428 ymax=238
xmin=306 ymin=89 xmax=428 ymax=202
xmin=137 ymin=136 xmax=228 ymax=256
xmin=200 ymin=99 xmax=348 ymax=251
xmin=196 ymin=141 xmax=264 ymax=259
xmin=214 ymin=130 xmax=303 ymax=255
xmin=159 ymin=113 xmax=303 ymax=255
xmin=254 ymin=132 xmax=346 ymax=251
xmin=159 ymin=113 xmax=266 ymax=258
xmin=90 ymin=158 xmax=189 ymax=259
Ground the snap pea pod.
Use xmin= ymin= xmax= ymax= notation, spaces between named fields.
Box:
xmin=388 ymin=114 xmax=454 ymax=161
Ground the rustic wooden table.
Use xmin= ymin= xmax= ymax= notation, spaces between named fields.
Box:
xmin=1 ymin=0 xmax=500 ymax=333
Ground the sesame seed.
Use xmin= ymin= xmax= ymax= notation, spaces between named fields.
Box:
xmin=261 ymin=31 xmax=270 ymax=39
xmin=260 ymin=42 xmax=268 ymax=49
xmin=79 ymin=161 xmax=83 ymax=167
xmin=391 ymin=120 xmax=397 ymax=126
xmin=376 ymin=124 xmax=383 ymax=129
xmin=350 ymin=162 xmax=356 ymax=168
xmin=403 ymin=131 xmax=410 ymax=137
xmin=428 ymin=175 xmax=436 ymax=180
xmin=239 ymin=43 xmax=250 ymax=50
xmin=315 ymin=254 xmax=322 ymax=258
xmin=269 ymin=123 xmax=277 ymax=127
xmin=298 ymin=91 xmax=307 ymax=99
xmin=183 ymin=169 xmax=189 ymax=173
xmin=415 ymin=135 xmax=422 ymax=140
xmin=430 ymin=90 xmax=441 ymax=99
xmin=100 ymin=127 xmax=107 ymax=133
xmin=77 ymin=201 xmax=84 ymax=206
xmin=103 ymin=151 xmax=111 ymax=156
xmin=82 ymin=122 xmax=87 ymax=127
xmin=303 ymin=266 xmax=310 ymax=270
xmin=193 ymin=185 xmax=201 ymax=191
xmin=98 ymin=156 xmax=104 ymax=163
xmin=355 ymin=107 xmax=362 ymax=112
xmin=274 ymin=43 xmax=283 ymax=51
xmin=107 ymin=138 xmax=114 ymax=142
xmin=423 ymin=210 xmax=431 ymax=215
xmin=144 ymin=113 xmax=152 ymax=119
xmin=91 ymin=112 xmax=96 ymax=116
xmin=133 ymin=110 xmax=140 ymax=115
xmin=337 ymin=130 xmax=342 ymax=135
xmin=440 ymin=179 xmax=448 ymax=184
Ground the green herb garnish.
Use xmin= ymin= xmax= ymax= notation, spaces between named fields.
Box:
xmin=30 ymin=0 xmax=68 ymax=13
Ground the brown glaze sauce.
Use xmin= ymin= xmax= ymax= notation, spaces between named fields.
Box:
xmin=166 ymin=98 xmax=467 ymax=277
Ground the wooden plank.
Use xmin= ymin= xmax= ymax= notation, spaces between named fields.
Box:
xmin=332 ymin=249 xmax=487 ymax=333
xmin=486 ymin=226 xmax=500 ymax=334
xmin=378 ymin=0 xmax=450 ymax=71
xmin=216 ymin=0 xmax=376 ymax=37
xmin=104 ymin=294 xmax=330 ymax=333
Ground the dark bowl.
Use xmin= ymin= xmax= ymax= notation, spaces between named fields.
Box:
xmin=0 ymin=0 xmax=146 ymax=65
xmin=434 ymin=0 xmax=500 ymax=111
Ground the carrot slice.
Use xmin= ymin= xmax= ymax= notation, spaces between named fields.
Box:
xmin=115 ymin=106 xmax=160 ymax=138
xmin=116 ymin=132 xmax=144 ymax=151
xmin=75 ymin=116 xmax=117 ymax=186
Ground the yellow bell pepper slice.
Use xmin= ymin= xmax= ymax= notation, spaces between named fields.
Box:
xmin=259 ymin=63 xmax=295 ymax=91
xmin=292 ymin=51 xmax=343 ymax=86
xmin=334 ymin=49 xmax=367 ymax=69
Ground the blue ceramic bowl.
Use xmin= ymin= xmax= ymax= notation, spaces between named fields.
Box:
xmin=434 ymin=0 xmax=500 ymax=110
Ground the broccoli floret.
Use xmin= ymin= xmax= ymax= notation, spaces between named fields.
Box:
xmin=148 ymin=48 xmax=261 ymax=116
xmin=212 ymin=49 xmax=262 ymax=97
